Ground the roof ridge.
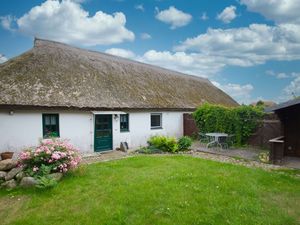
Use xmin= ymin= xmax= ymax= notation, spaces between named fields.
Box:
xmin=33 ymin=38 xmax=211 ymax=84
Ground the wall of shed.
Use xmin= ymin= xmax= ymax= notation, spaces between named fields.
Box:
xmin=276 ymin=104 xmax=300 ymax=157
xmin=0 ymin=110 xmax=184 ymax=154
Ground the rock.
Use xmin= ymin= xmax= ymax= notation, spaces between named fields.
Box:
xmin=15 ymin=171 xmax=25 ymax=181
xmin=20 ymin=177 xmax=38 ymax=188
xmin=47 ymin=173 xmax=63 ymax=181
xmin=5 ymin=167 xmax=23 ymax=181
xmin=120 ymin=142 xmax=128 ymax=152
xmin=1 ymin=179 xmax=17 ymax=189
xmin=0 ymin=159 xmax=17 ymax=171
xmin=0 ymin=171 xmax=7 ymax=180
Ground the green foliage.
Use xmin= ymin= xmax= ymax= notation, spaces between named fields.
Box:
xmin=258 ymin=152 xmax=270 ymax=163
xmin=178 ymin=136 xmax=193 ymax=151
xmin=25 ymin=164 xmax=53 ymax=178
xmin=44 ymin=132 xmax=59 ymax=138
xmin=146 ymin=135 xmax=193 ymax=153
xmin=256 ymin=100 xmax=264 ymax=107
xmin=148 ymin=135 xmax=179 ymax=153
xmin=36 ymin=176 xmax=58 ymax=189
xmin=193 ymin=103 xmax=264 ymax=146
xmin=137 ymin=146 xmax=163 ymax=154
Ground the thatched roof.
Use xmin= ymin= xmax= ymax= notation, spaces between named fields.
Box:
xmin=266 ymin=98 xmax=300 ymax=112
xmin=0 ymin=39 xmax=238 ymax=110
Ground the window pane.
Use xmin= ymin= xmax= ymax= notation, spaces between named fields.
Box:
xmin=151 ymin=114 xmax=161 ymax=128
xmin=120 ymin=114 xmax=129 ymax=131
xmin=51 ymin=115 xmax=57 ymax=125
xmin=43 ymin=114 xmax=59 ymax=137
xmin=45 ymin=116 xmax=51 ymax=125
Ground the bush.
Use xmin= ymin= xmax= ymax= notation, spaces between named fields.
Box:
xmin=258 ymin=152 xmax=270 ymax=163
xmin=137 ymin=146 xmax=163 ymax=154
xmin=178 ymin=136 xmax=193 ymax=151
xmin=19 ymin=138 xmax=81 ymax=178
xmin=193 ymin=103 xmax=264 ymax=146
xmin=36 ymin=176 xmax=58 ymax=189
xmin=148 ymin=135 xmax=179 ymax=153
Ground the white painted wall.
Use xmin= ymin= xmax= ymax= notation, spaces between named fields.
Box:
xmin=0 ymin=111 xmax=42 ymax=152
xmin=59 ymin=112 xmax=93 ymax=153
xmin=0 ymin=110 xmax=93 ymax=153
xmin=113 ymin=112 xmax=184 ymax=149
xmin=0 ymin=110 xmax=185 ymax=154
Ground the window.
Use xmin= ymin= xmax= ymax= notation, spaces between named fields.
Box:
xmin=151 ymin=113 xmax=162 ymax=129
xmin=42 ymin=114 xmax=59 ymax=138
xmin=120 ymin=114 xmax=129 ymax=132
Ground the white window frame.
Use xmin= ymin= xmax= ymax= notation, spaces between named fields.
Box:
xmin=151 ymin=113 xmax=162 ymax=129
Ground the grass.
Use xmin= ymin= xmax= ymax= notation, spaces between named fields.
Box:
xmin=0 ymin=155 xmax=300 ymax=225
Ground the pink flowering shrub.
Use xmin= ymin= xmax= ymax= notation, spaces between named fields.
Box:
xmin=19 ymin=139 xmax=81 ymax=177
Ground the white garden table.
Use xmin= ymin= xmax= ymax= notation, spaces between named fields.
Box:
xmin=205 ymin=133 xmax=228 ymax=149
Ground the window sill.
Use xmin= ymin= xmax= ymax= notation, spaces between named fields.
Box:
xmin=43 ymin=136 xmax=60 ymax=139
xmin=120 ymin=130 xmax=130 ymax=133
xmin=151 ymin=127 xmax=162 ymax=130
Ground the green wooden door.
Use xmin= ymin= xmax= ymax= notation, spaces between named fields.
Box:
xmin=94 ymin=115 xmax=113 ymax=151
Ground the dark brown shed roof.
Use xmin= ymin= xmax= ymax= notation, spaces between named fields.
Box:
xmin=0 ymin=39 xmax=238 ymax=110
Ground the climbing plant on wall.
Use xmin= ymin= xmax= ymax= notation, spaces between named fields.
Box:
xmin=193 ymin=103 xmax=264 ymax=146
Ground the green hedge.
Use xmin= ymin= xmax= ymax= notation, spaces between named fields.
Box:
xmin=193 ymin=103 xmax=264 ymax=146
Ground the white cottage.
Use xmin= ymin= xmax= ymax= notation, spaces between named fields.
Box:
xmin=0 ymin=39 xmax=237 ymax=153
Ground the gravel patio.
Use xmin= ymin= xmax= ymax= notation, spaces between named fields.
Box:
xmin=192 ymin=141 xmax=300 ymax=169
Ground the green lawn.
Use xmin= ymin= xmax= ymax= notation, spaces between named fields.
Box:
xmin=1 ymin=155 xmax=300 ymax=225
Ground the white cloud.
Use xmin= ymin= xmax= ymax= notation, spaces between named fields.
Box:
xmin=212 ymin=81 xmax=254 ymax=104
xmin=139 ymin=50 xmax=225 ymax=77
xmin=275 ymin=73 xmax=289 ymax=79
xmin=155 ymin=6 xmax=192 ymax=29
xmin=200 ymin=12 xmax=209 ymax=21
xmin=141 ymin=33 xmax=152 ymax=40
xmin=175 ymin=23 xmax=300 ymax=67
xmin=0 ymin=15 xmax=16 ymax=31
xmin=0 ymin=54 xmax=7 ymax=63
xmin=166 ymin=1 xmax=300 ymax=78
xmin=291 ymin=72 xmax=300 ymax=78
xmin=266 ymin=70 xmax=289 ymax=79
xmin=105 ymin=48 xmax=136 ymax=59
xmin=135 ymin=4 xmax=144 ymax=12
xmin=240 ymin=0 xmax=300 ymax=24
xmin=217 ymin=5 xmax=237 ymax=24
xmin=266 ymin=70 xmax=300 ymax=79
xmin=102 ymin=48 xmax=224 ymax=77
xmin=282 ymin=75 xmax=300 ymax=99
xmin=0 ymin=0 xmax=134 ymax=46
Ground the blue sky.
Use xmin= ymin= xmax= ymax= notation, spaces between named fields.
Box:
xmin=1 ymin=0 xmax=300 ymax=104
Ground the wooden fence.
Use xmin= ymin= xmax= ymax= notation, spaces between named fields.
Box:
xmin=183 ymin=113 xmax=198 ymax=137
xmin=183 ymin=113 xmax=282 ymax=149
xmin=247 ymin=114 xmax=282 ymax=149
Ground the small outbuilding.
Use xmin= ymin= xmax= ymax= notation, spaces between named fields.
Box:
xmin=267 ymin=98 xmax=300 ymax=163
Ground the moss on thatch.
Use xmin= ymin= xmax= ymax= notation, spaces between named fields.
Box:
xmin=0 ymin=39 xmax=238 ymax=110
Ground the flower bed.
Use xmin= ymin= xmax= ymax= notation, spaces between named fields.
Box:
xmin=1 ymin=139 xmax=81 ymax=189
xmin=20 ymin=138 xmax=81 ymax=176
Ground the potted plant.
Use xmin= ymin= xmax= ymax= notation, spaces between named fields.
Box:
xmin=1 ymin=151 xmax=14 ymax=160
